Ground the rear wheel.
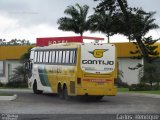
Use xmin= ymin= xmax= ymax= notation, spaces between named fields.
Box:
xmin=33 ymin=81 xmax=43 ymax=94
xmin=85 ymin=96 xmax=104 ymax=102
xmin=95 ymin=96 xmax=104 ymax=101
xmin=63 ymin=86 xmax=70 ymax=100
xmin=58 ymin=84 xmax=63 ymax=99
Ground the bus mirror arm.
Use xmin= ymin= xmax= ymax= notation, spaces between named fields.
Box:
xmin=24 ymin=61 xmax=33 ymax=70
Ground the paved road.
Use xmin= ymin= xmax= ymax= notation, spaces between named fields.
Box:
xmin=0 ymin=90 xmax=160 ymax=114
xmin=0 ymin=89 xmax=160 ymax=115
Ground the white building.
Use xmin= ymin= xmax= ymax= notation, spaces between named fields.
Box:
xmin=0 ymin=45 xmax=33 ymax=84
xmin=115 ymin=43 xmax=144 ymax=85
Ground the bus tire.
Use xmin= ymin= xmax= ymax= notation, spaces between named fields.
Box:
xmin=86 ymin=96 xmax=104 ymax=102
xmin=58 ymin=84 xmax=63 ymax=99
xmin=33 ymin=81 xmax=43 ymax=94
xmin=63 ymin=85 xmax=70 ymax=100
xmin=95 ymin=96 xmax=104 ymax=101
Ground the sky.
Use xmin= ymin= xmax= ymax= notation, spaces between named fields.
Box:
xmin=0 ymin=0 xmax=160 ymax=43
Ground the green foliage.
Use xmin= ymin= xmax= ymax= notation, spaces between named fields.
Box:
xmin=129 ymin=83 xmax=152 ymax=91
xmin=0 ymin=39 xmax=33 ymax=46
xmin=116 ymin=70 xmax=129 ymax=88
xmin=20 ymin=47 xmax=33 ymax=63
xmin=129 ymin=83 xmax=160 ymax=91
xmin=130 ymin=36 xmax=159 ymax=63
xmin=93 ymin=0 xmax=159 ymax=62
xmin=57 ymin=3 xmax=89 ymax=36
xmin=129 ymin=37 xmax=159 ymax=89
xmin=0 ymin=81 xmax=4 ymax=87
xmin=88 ymin=11 xmax=115 ymax=43
xmin=5 ymin=81 xmax=27 ymax=88
xmin=9 ymin=66 xmax=28 ymax=87
xmin=140 ymin=62 xmax=160 ymax=87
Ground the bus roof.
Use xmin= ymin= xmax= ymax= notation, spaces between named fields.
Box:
xmin=32 ymin=42 xmax=81 ymax=50
xmin=36 ymin=36 xmax=104 ymax=46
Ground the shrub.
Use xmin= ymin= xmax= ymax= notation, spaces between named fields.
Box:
xmin=5 ymin=81 xmax=28 ymax=88
xmin=117 ymin=81 xmax=129 ymax=88
xmin=0 ymin=81 xmax=4 ymax=87
xmin=152 ymin=84 xmax=160 ymax=90
xmin=129 ymin=83 xmax=151 ymax=91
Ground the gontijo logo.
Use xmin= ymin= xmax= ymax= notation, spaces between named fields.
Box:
xmin=89 ymin=49 xmax=108 ymax=58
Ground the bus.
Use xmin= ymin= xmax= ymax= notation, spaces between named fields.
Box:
xmin=27 ymin=42 xmax=117 ymax=100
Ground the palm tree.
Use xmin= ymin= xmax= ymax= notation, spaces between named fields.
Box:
xmin=57 ymin=3 xmax=89 ymax=36
xmin=88 ymin=11 xmax=115 ymax=43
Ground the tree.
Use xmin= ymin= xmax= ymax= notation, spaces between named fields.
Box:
xmin=8 ymin=47 xmax=33 ymax=87
xmin=0 ymin=39 xmax=33 ymax=46
xmin=57 ymin=3 xmax=89 ymax=36
xmin=89 ymin=0 xmax=119 ymax=43
xmin=88 ymin=11 xmax=115 ymax=43
xmin=20 ymin=47 xmax=33 ymax=63
xmin=93 ymin=0 xmax=159 ymax=63
xmin=9 ymin=65 xmax=28 ymax=87
xmin=140 ymin=62 xmax=160 ymax=88
xmin=116 ymin=0 xmax=159 ymax=63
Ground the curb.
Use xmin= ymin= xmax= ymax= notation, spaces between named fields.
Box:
xmin=118 ymin=92 xmax=160 ymax=98
xmin=0 ymin=89 xmax=31 ymax=92
xmin=0 ymin=94 xmax=17 ymax=101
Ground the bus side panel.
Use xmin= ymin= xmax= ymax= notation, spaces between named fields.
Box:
xmin=57 ymin=65 xmax=77 ymax=96
xmin=46 ymin=65 xmax=58 ymax=93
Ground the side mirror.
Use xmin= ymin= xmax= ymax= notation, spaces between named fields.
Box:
xmin=24 ymin=62 xmax=29 ymax=70
xmin=24 ymin=61 xmax=33 ymax=70
xmin=30 ymin=63 xmax=33 ymax=70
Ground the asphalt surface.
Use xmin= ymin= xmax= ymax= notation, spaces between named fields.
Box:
xmin=0 ymin=89 xmax=160 ymax=120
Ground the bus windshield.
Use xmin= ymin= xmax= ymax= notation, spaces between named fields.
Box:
xmin=81 ymin=43 xmax=115 ymax=74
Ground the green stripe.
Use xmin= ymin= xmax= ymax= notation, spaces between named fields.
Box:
xmin=38 ymin=67 xmax=50 ymax=87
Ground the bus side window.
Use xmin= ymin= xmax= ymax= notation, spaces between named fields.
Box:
xmin=58 ymin=51 xmax=62 ymax=64
xmin=30 ymin=50 xmax=34 ymax=60
xmin=45 ymin=51 xmax=49 ymax=63
xmin=55 ymin=51 xmax=59 ymax=64
xmin=37 ymin=51 xmax=40 ymax=63
xmin=49 ymin=51 xmax=52 ymax=63
xmin=65 ymin=51 xmax=69 ymax=64
xmin=52 ymin=51 xmax=55 ymax=64
xmin=40 ymin=51 xmax=43 ymax=63
xmin=70 ymin=51 xmax=73 ymax=64
xmin=72 ymin=50 xmax=76 ymax=64
xmin=42 ymin=51 xmax=45 ymax=63
xmin=62 ymin=50 xmax=66 ymax=64
xmin=34 ymin=51 xmax=38 ymax=63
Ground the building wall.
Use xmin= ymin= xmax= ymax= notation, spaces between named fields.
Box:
xmin=0 ymin=60 xmax=22 ymax=84
xmin=118 ymin=58 xmax=143 ymax=85
xmin=0 ymin=43 xmax=155 ymax=85
xmin=0 ymin=45 xmax=33 ymax=84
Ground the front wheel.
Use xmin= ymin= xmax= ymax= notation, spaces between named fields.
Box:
xmin=33 ymin=81 xmax=43 ymax=94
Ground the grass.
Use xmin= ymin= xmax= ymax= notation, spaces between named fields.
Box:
xmin=0 ymin=93 xmax=13 ymax=96
xmin=118 ymin=87 xmax=160 ymax=95
xmin=0 ymin=86 xmax=28 ymax=89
